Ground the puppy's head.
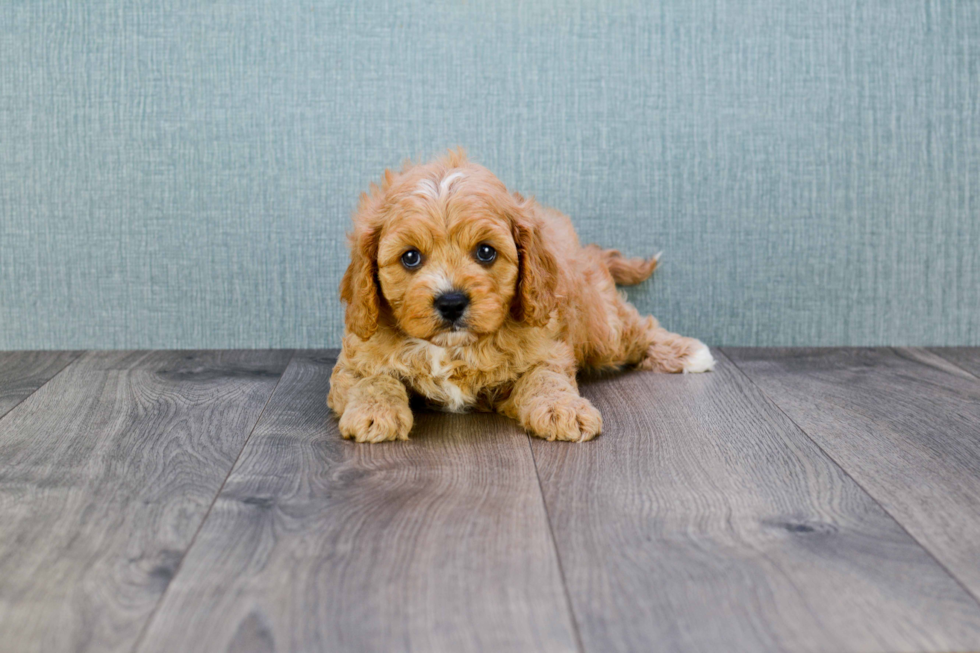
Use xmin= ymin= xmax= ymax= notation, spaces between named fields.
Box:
xmin=340 ymin=150 xmax=558 ymax=346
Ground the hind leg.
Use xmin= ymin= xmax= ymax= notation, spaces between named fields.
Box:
xmin=615 ymin=307 xmax=715 ymax=373
xmin=569 ymin=246 xmax=714 ymax=374
xmin=638 ymin=319 xmax=715 ymax=373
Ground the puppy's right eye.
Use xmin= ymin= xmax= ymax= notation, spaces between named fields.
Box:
xmin=401 ymin=249 xmax=423 ymax=270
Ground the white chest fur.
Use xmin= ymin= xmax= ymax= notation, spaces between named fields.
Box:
xmin=405 ymin=339 xmax=471 ymax=412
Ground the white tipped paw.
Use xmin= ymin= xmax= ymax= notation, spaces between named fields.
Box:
xmin=682 ymin=342 xmax=716 ymax=374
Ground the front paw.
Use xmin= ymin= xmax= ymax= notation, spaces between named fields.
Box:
xmin=524 ymin=394 xmax=603 ymax=442
xmin=338 ymin=399 xmax=414 ymax=443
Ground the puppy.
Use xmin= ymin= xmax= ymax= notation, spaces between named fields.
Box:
xmin=328 ymin=150 xmax=714 ymax=443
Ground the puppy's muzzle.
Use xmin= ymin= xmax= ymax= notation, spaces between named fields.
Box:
xmin=433 ymin=290 xmax=469 ymax=324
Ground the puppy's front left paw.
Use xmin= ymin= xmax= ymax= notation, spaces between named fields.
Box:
xmin=338 ymin=400 xmax=414 ymax=443
xmin=524 ymin=394 xmax=603 ymax=442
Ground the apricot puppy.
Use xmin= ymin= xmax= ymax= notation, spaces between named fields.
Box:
xmin=328 ymin=150 xmax=714 ymax=443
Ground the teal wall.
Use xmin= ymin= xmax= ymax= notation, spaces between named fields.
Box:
xmin=1 ymin=0 xmax=978 ymax=349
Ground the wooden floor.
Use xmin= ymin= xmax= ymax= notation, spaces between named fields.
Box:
xmin=2 ymin=349 xmax=980 ymax=652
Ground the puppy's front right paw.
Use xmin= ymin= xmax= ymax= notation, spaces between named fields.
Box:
xmin=338 ymin=400 xmax=414 ymax=443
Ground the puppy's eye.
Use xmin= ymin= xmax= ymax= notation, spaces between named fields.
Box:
xmin=475 ymin=244 xmax=497 ymax=264
xmin=401 ymin=249 xmax=423 ymax=270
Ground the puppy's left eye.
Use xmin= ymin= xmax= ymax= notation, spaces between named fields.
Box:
xmin=475 ymin=244 xmax=496 ymax=264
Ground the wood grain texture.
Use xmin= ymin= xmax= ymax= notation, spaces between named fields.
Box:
xmin=136 ymin=351 xmax=578 ymax=653
xmin=531 ymin=352 xmax=980 ymax=653
xmin=0 ymin=351 xmax=81 ymax=418
xmin=930 ymin=347 xmax=980 ymax=379
xmin=0 ymin=350 xmax=291 ymax=653
xmin=726 ymin=347 xmax=980 ymax=604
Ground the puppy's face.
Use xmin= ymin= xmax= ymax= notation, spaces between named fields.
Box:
xmin=340 ymin=153 xmax=558 ymax=345
xmin=376 ymin=172 xmax=520 ymax=346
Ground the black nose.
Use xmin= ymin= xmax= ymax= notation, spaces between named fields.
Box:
xmin=433 ymin=291 xmax=470 ymax=322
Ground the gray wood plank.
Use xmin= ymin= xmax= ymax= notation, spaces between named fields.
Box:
xmin=930 ymin=347 xmax=980 ymax=379
xmin=137 ymin=351 xmax=578 ymax=653
xmin=0 ymin=350 xmax=291 ymax=653
xmin=531 ymin=352 xmax=980 ymax=653
xmin=726 ymin=346 xmax=980 ymax=605
xmin=0 ymin=351 xmax=81 ymax=418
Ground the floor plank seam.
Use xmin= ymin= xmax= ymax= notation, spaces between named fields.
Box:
xmin=0 ymin=350 xmax=85 ymax=423
xmin=129 ymin=349 xmax=297 ymax=653
xmin=922 ymin=347 xmax=980 ymax=383
xmin=526 ymin=433 xmax=587 ymax=653
xmin=720 ymin=348 xmax=980 ymax=612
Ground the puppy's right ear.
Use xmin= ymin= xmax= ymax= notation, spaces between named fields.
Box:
xmin=339 ymin=224 xmax=381 ymax=340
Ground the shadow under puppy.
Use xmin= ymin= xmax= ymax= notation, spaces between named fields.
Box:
xmin=328 ymin=150 xmax=714 ymax=443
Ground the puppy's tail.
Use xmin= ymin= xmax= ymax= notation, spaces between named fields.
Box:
xmin=601 ymin=248 xmax=660 ymax=286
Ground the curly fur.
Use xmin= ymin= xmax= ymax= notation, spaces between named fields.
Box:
xmin=328 ymin=149 xmax=714 ymax=442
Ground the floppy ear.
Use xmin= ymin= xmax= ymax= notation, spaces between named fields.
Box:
xmin=510 ymin=206 xmax=560 ymax=327
xmin=339 ymin=226 xmax=381 ymax=340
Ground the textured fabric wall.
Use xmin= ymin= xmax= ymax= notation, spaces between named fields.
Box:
xmin=1 ymin=0 xmax=978 ymax=348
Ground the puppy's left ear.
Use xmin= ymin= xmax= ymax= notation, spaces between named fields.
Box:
xmin=510 ymin=201 xmax=560 ymax=327
xmin=340 ymin=225 xmax=381 ymax=340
